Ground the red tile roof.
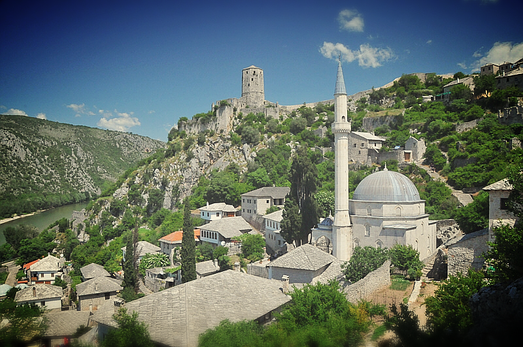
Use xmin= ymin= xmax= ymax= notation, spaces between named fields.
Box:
xmin=23 ymin=259 xmax=40 ymax=270
xmin=159 ymin=229 xmax=200 ymax=243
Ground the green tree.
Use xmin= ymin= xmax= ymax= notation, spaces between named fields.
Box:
xmin=123 ymin=226 xmax=138 ymax=293
xmin=213 ymin=246 xmax=231 ymax=271
xmin=101 ymin=308 xmax=154 ymax=347
xmin=453 ymin=190 xmax=489 ymax=234
xmin=233 ymin=234 xmax=265 ymax=261
xmin=246 ymin=167 xmax=272 ymax=188
xmin=289 ymin=117 xmax=307 ymax=134
xmin=424 ymin=269 xmax=487 ymax=333
xmin=4 ymin=224 xmax=38 ymax=250
xmin=280 ymin=197 xmax=302 ymax=246
xmin=0 ymin=296 xmax=47 ymax=347
xmin=342 ymin=246 xmax=388 ymax=282
xmin=315 ymin=190 xmax=334 ymax=218
xmin=181 ymin=199 xmax=196 ymax=283
xmin=473 ymin=74 xmax=496 ymax=97
xmin=0 ymin=243 xmax=16 ymax=263
xmin=389 ymin=244 xmax=424 ymax=279
xmin=138 ymin=253 xmax=170 ymax=276
xmin=241 ymin=125 xmax=260 ymax=145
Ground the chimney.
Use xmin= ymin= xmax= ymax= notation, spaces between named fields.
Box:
xmin=234 ymin=262 xmax=240 ymax=272
xmin=282 ymin=275 xmax=290 ymax=294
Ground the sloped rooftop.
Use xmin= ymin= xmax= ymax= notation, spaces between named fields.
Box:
xmin=159 ymin=229 xmax=200 ymax=244
xmin=268 ymin=244 xmax=337 ymax=271
xmin=200 ymin=216 xmax=253 ymax=239
xmin=483 ymin=178 xmax=513 ymax=191
xmin=44 ymin=310 xmax=91 ymax=337
xmin=242 ymin=186 xmax=290 ymax=199
xmin=15 ymin=284 xmax=62 ymax=302
xmin=92 ymin=270 xmax=291 ymax=347
xmin=76 ymin=276 xmax=123 ymax=297
xmin=199 ymin=202 xmax=238 ymax=212
xmin=264 ymin=209 xmax=283 ymax=222
xmin=30 ymin=254 xmax=60 ymax=272
xmin=80 ymin=263 xmax=110 ymax=280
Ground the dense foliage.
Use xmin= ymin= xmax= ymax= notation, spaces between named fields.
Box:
xmin=181 ymin=199 xmax=196 ymax=283
xmin=342 ymin=246 xmax=389 ymax=282
xmin=199 ymin=281 xmax=372 ymax=347
xmin=101 ymin=308 xmax=154 ymax=347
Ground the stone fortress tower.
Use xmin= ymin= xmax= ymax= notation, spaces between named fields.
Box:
xmin=241 ymin=65 xmax=265 ymax=108
xmin=332 ymin=60 xmax=353 ymax=261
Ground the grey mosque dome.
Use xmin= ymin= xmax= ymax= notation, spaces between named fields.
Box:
xmin=352 ymin=168 xmax=421 ymax=202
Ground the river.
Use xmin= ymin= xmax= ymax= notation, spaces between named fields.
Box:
xmin=0 ymin=202 xmax=89 ymax=245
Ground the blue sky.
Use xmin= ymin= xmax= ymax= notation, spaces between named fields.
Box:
xmin=1 ymin=0 xmax=522 ymax=141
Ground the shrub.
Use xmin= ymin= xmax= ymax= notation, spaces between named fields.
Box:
xmin=342 ymin=246 xmax=388 ymax=282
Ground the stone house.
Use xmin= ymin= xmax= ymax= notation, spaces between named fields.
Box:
xmin=196 ymin=260 xmax=220 ymax=278
xmin=80 ymin=263 xmax=111 ymax=281
xmin=28 ymin=254 xmax=63 ymax=285
xmin=15 ymin=284 xmax=62 ymax=310
xmin=447 ymin=229 xmax=489 ymax=277
xmin=480 ymin=63 xmax=499 ymax=76
xmin=76 ymin=276 xmax=123 ymax=312
xmin=404 ymin=136 xmax=426 ymax=162
xmin=496 ymin=67 xmax=523 ymax=91
xmin=121 ymin=240 xmax=161 ymax=263
xmin=43 ymin=310 xmax=91 ymax=347
xmin=442 ymin=76 xmax=475 ymax=102
xmin=144 ymin=266 xmax=181 ymax=292
xmin=348 ymin=131 xmax=385 ymax=164
xmin=483 ymin=178 xmax=517 ymax=244
xmin=199 ymin=202 xmax=239 ymax=223
xmin=263 ymin=209 xmax=287 ymax=255
xmin=92 ymin=270 xmax=291 ymax=347
xmin=267 ymin=244 xmax=342 ymax=284
xmin=199 ymin=216 xmax=254 ymax=252
xmin=159 ymin=229 xmax=200 ymax=264
xmin=241 ymin=186 xmax=290 ymax=223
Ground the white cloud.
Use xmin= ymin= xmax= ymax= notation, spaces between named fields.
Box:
xmin=97 ymin=110 xmax=141 ymax=132
xmin=320 ymin=42 xmax=394 ymax=68
xmin=470 ymin=41 xmax=523 ymax=71
xmin=2 ymin=108 xmax=28 ymax=116
xmin=426 ymin=40 xmax=432 ymax=44
xmin=457 ymin=61 xmax=468 ymax=69
xmin=338 ymin=9 xmax=364 ymax=32
xmin=36 ymin=113 xmax=47 ymax=120
xmin=66 ymin=103 xmax=95 ymax=117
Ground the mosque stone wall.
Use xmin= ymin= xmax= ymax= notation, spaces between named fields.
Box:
xmin=343 ymin=260 xmax=391 ymax=303
xmin=447 ymin=229 xmax=489 ymax=277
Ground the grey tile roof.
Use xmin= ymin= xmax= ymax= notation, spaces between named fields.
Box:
xmin=264 ymin=209 xmax=283 ymax=222
xmin=92 ymin=270 xmax=290 ymax=347
xmin=242 ymin=186 xmax=290 ymax=199
xmin=80 ymin=263 xmax=110 ymax=280
xmin=15 ymin=284 xmax=63 ymax=302
xmin=199 ymin=202 xmax=238 ymax=212
xmin=30 ymin=254 xmax=60 ymax=272
xmin=121 ymin=241 xmax=161 ymax=258
xmin=196 ymin=260 xmax=220 ymax=276
xmin=200 ymin=216 xmax=253 ymax=239
xmin=483 ymin=178 xmax=513 ymax=191
xmin=352 ymin=131 xmax=386 ymax=141
xmin=44 ymin=310 xmax=90 ymax=337
xmin=268 ymin=244 xmax=337 ymax=271
xmin=76 ymin=276 xmax=123 ymax=297
xmin=312 ymin=259 xmax=344 ymax=284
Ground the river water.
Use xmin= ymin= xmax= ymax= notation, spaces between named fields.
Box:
xmin=0 ymin=202 xmax=89 ymax=245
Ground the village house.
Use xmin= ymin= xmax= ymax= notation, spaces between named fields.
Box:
xmin=496 ymin=67 xmax=523 ymax=91
xmin=80 ymin=263 xmax=111 ymax=281
xmin=27 ymin=254 xmax=63 ymax=285
xmin=480 ymin=63 xmax=499 ymax=76
xmin=43 ymin=310 xmax=91 ymax=347
xmin=92 ymin=270 xmax=291 ymax=347
xmin=441 ymin=76 xmax=475 ymax=102
xmin=267 ymin=244 xmax=342 ymax=284
xmin=144 ymin=266 xmax=181 ymax=292
xmin=15 ymin=284 xmax=63 ymax=309
xmin=241 ymin=186 xmax=290 ymax=223
xmin=348 ymin=131 xmax=386 ymax=164
xmin=76 ymin=276 xmax=123 ymax=312
xmin=483 ymin=178 xmax=517 ymax=243
xmin=195 ymin=259 xmax=220 ymax=278
xmin=121 ymin=240 xmax=161 ymax=263
xmin=263 ymin=209 xmax=287 ymax=255
xmin=199 ymin=216 xmax=254 ymax=251
xmin=199 ymin=202 xmax=239 ymax=223
xmin=159 ymin=229 xmax=200 ymax=264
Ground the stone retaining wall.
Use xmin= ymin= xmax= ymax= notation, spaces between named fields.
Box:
xmin=343 ymin=260 xmax=391 ymax=303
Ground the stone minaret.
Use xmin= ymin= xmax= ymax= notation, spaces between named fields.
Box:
xmin=332 ymin=59 xmax=352 ymax=261
xmin=241 ymin=65 xmax=264 ymax=107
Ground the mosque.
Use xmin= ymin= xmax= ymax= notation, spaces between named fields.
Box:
xmin=311 ymin=61 xmax=437 ymax=261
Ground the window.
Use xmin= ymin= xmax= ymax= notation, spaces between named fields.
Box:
xmin=365 ymin=225 xmax=370 ymax=237
xmin=500 ymin=198 xmax=509 ymax=210
xmin=51 ymin=273 xmax=54 ymax=277
xmin=105 ymin=293 xmax=110 ymax=300
xmin=40 ymin=274 xmax=44 ymax=278
xmin=366 ymin=206 xmax=372 ymax=216
xmin=266 ymin=200 xmax=269 ymax=203
xmin=216 ymin=212 xmax=220 ymax=216
xmin=41 ymin=301 xmax=45 ymax=306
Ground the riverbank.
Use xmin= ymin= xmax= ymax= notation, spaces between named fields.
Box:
xmin=0 ymin=210 xmax=46 ymax=226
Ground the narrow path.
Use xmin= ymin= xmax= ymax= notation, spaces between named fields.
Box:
xmin=4 ymin=260 xmax=21 ymax=287
xmin=414 ymin=162 xmax=473 ymax=206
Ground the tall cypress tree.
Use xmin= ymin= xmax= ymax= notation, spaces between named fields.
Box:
xmin=123 ymin=226 xmax=138 ymax=292
xmin=181 ymin=199 xmax=196 ymax=283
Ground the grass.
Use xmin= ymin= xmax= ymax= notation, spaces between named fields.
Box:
xmin=0 ymin=271 xmax=8 ymax=284
xmin=371 ymin=324 xmax=388 ymax=341
xmin=390 ymin=275 xmax=411 ymax=291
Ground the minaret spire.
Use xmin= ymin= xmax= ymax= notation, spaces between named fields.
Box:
xmin=331 ymin=59 xmax=352 ymax=261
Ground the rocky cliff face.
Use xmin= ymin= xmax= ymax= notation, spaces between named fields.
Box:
xmin=0 ymin=114 xmax=165 ymax=216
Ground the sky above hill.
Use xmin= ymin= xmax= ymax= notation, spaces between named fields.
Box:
xmin=1 ymin=0 xmax=522 ymax=141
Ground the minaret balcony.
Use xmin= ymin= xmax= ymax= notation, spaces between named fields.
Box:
xmin=332 ymin=122 xmax=352 ymax=133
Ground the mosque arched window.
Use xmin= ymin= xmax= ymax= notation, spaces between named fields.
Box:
xmin=376 ymin=239 xmax=383 ymax=249
xmin=364 ymin=224 xmax=370 ymax=237
xmin=395 ymin=206 xmax=402 ymax=216
xmin=366 ymin=206 xmax=372 ymax=216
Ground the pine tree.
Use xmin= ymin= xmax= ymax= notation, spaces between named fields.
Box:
xmin=123 ymin=225 xmax=138 ymax=292
xmin=281 ymin=147 xmax=319 ymax=245
xmin=181 ymin=199 xmax=196 ymax=283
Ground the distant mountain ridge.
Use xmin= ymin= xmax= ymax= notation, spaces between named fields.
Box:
xmin=0 ymin=114 xmax=165 ymax=218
